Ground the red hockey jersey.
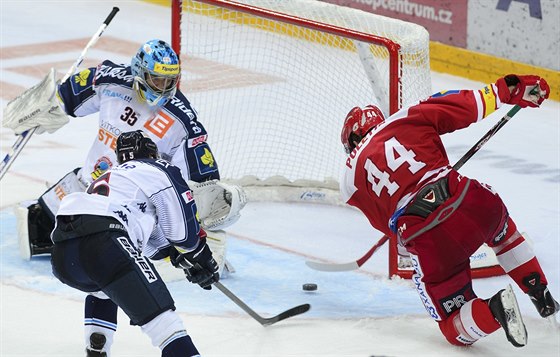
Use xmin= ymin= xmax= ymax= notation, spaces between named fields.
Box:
xmin=340 ymin=81 xmax=510 ymax=236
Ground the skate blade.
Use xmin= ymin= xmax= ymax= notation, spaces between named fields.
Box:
xmin=501 ymin=284 xmax=528 ymax=347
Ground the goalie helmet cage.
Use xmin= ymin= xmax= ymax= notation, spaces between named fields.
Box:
xmin=170 ymin=0 xmax=504 ymax=280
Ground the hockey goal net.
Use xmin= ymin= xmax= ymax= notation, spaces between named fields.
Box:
xmin=171 ymin=0 xmax=504 ymax=279
xmin=171 ymin=0 xmax=431 ymax=188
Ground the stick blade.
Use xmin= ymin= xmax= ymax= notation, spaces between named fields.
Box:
xmin=262 ymin=303 xmax=311 ymax=326
xmin=305 ymin=260 xmax=359 ymax=272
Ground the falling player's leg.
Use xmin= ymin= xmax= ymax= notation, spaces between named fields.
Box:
xmin=489 ymin=217 xmax=559 ymax=318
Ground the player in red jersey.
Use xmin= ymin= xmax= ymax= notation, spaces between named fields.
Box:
xmin=340 ymin=74 xmax=558 ymax=347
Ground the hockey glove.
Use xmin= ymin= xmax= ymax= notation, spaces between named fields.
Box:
xmin=187 ymin=179 xmax=247 ymax=230
xmin=170 ymin=237 xmax=219 ymax=290
xmin=498 ymin=74 xmax=549 ymax=108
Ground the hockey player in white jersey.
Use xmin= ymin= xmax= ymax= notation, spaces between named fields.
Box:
xmin=3 ymin=39 xmax=245 ymax=274
xmin=51 ymin=130 xmax=219 ymax=356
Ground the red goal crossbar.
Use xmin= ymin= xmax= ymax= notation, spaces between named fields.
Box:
xmin=170 ymin=0 xmax=404 ymax=114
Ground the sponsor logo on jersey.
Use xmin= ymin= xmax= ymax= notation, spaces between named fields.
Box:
xmin=169 ymin=97 xmax=196 ymax=120
xmin=91 ymin=157 xmax=112 ymax=180
xmin=54 ymin=184 xmax=67 ymax=201
xmin=199 ymin=147 xmax=214 ymax=166
xmin=182 ymin=190 xmax=194 ymax=204
xmin=480 ymin=84 xmax=497 ymax=117
xmin=113 ymin=210 xmax=129 ymax=225
xmin=74 ymin=69 xmax=91 ymax=87
xmin=187 ymin=134 xmax=207 ymax=148
xmin=98 ymin=127 xmax=118 ymax=151
xmin=144 ymin=111 xmax=175 ymax=139
xmin=153 ymin=62 xmax=179 ymax=75
xmin=96 ymin=64 xmax=134 ymax=83
xmin=194 ymin=146 xmax=218 ymax=175
xmin=70 ymin=68 xmax=95 ymax=94
xmin=137 ymin=202 xmax=147 ymax=213
xmin=101 ymin=88 xmax=133 ymax=102
xmin=116 ymin=237 xmax=158 ymax=283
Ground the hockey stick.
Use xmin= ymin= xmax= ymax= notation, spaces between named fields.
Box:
xmin=306 ymin=104 xmax=523 ymax=272
xmin=214 ymin=282 xmax=311 ymax=326
xmin=306 ymin=235 xmax=389 ymax=272
xmin=0 ymin=7 xmax=120 ymax=181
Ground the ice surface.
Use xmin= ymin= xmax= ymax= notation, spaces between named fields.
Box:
xmin=1 ymin=1 xmax=559 ymax=356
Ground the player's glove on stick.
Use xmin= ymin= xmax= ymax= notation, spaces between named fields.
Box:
xmin=170 ymin=237 xmax=220 ymax=290
xmin=497 ymin=74 xmax=549 ymax=108
xmin=2 ymin=68 xmax=69 ymax=134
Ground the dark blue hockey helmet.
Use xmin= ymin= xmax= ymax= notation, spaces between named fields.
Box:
xmin=115 ymin=130 xmax=159 ymax=164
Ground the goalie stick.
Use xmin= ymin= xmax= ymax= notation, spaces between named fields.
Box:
xmin=306 ymin=104 xmax=523 ymax=272
xmin=0 ymin=7 xmax=120 ymax=181
xmin=214 ymin=282 xmax=311 ymax=326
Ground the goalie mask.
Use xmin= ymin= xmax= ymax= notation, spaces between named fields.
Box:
xmin=131 ymin=39 xmax=180 ymax=107
xmin=341 ymin=105 xmax=385 ymax=154
xmin=115 ymin=130 xmax=159 ymax=164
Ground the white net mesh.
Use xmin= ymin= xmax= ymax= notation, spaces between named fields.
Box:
xmin=177 ymin=0 xmax=431 ymax=187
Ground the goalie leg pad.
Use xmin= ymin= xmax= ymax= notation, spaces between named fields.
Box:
xmin=16 ymin=200 xmax=55 ymax=259
xmin=15 ymin=202 xmax=32 ymax=260
xmin=19 ymin=167 xmax=87 ymax=258
xmin=206 ymin=229 xmax=227 ymax=276
xmin=40 ymin=167 xmax=87 ymax=217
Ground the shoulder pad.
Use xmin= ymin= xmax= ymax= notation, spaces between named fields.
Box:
xmin=94 ymin=60 xmax=134 ymax=87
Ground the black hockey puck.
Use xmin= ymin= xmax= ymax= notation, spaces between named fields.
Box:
xmin=302 ymin=283 xmax=318 ymax=291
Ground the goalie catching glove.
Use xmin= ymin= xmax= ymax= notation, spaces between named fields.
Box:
xmin=497 ymin=74 xmax=549 ymax=108
xmin=187 ymin=179 xmax=247 ymax=230
xmin=170 ymin=235 xmax=220 ymax=290
xmin=3 ymin=68 xmax=69 ymax=135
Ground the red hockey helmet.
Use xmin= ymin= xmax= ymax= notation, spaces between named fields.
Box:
xmin=340 ymin=105 xmax=385 ymax=154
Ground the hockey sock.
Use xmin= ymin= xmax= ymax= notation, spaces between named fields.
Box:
xmin=161 ymin=336 xmax=200 ymax=357
xmin=491 ymin=221 xmax=548 ymax=293
xmin=141 ymin=310 xmax=199 ymax=355
xmin=84 ymin=295 xmax=118 ymax=354
xmin=438 ymin=298 xmax=500 ymax=346
xmin=508 ymin=259 xmax=548 ymax=293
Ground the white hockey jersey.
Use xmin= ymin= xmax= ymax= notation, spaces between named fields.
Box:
xmin=57 ymin=60 xmax=220 ymax=186
xmin=55 ymin=158 xmax=201 ymax=258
